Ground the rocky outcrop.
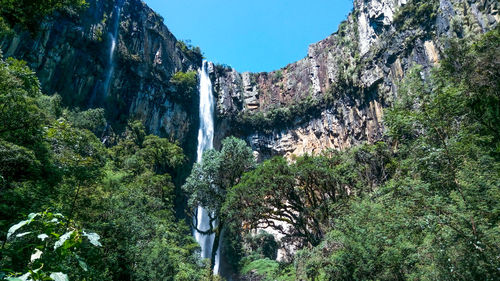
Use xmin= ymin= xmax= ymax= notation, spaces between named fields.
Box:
xmin=211 ymin=0 xmax=499 ymax=159
xmin=0 ymin=0 xmax=201 ymax=156
xmin=1 ymin=0 xmax=498 ymax=161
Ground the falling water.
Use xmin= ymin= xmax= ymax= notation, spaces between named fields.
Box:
xmin=102 ymin=0 xmax=123 ymax=97
xmin=88 ymin=0 xmax=123 ymax=107
xmin=194 ymin=61 xmax=221 ymax=274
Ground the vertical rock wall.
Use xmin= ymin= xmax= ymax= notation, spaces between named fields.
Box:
xmin=211 ymin=0 xmax=498 ymax=159
xmin=0 ymin=0 xmax=202 ymax=154
xmin=1 ymin=0 xmax=498 ymax=161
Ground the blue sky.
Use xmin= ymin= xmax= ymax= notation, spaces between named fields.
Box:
xmin=144 ymin=0 xmax=353 ymax=72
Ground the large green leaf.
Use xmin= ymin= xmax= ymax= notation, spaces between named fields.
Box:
xmin=53 ymin=231 xmax=73 ymax=250
xmin=49 ymin=272 xmax=68 ymax=281
xmin=7 ymin=213 xmax=38 ymax=240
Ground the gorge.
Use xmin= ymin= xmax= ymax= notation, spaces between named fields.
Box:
xmin=0 ymin=0 xmax=499 ymax=280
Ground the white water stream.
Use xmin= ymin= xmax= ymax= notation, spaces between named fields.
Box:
xmin=88 ymin=1 xmax=122 ymax=107
xmin=194 ymin=61 xmax=221 ymax=274
xmin=103 ymin=1 xmax=122 ymax=97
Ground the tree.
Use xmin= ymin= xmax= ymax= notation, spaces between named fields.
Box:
xmin=182 ymin=136 xmax=255 ymax=266
xmin=0 ymin=56 xmax=57 ymax=235
xmin=0 ymin=57 xmax=44 ymax=146
xmin=170 ymin=71 xmax=198 ymax=102
xmin=45 ymin=119 xmax=107 ymax=223
xmin=382 ymin=44 xmax=500 ymax=278
xmin=72 ymin=124 xmax=205 ymax=280
xmin=91 ymin=171 xmax=202 ymax=281
xmin=64 ymin=107 xmax=106 ymax=136
xmin=294 ymin=28 xmax=500 ymax=281
xmin=224 ymin=144 xmax=393 ymax=248
xmin=439 ymin=27 xmax=500 ymax=150
xmin=139 ymin=135 xmax=185 ymax=174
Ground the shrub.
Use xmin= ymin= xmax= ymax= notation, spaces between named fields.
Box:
xmin=176 ymin=40 xmax=203 ymax=64
xmin=169 ymin=71 xmax=198 ymax=102
xmin=1 ymin=211 xmax=102 ymax=280
xmin=393 ymin=0 xmax=439 ymax=31
xmin=244 ymin=231 xmax=279 ymax=260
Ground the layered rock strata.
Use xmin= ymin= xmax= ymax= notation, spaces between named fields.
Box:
xmin=211 ymin=0 xmax=499 ymax=159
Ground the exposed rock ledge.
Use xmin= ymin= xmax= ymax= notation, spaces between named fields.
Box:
xmin=211 ymin=0 xmax=499 ymax=160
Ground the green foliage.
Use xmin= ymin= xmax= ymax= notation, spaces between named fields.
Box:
xmin=88 ymin=168 xmax=201 ymax=280
xmin=0 ymin=5 xmax=216 ymax=281
xmin=63 ymin=108 xmax=106 ymax=135
xmin=296 ymin=194 xmax=426 ymax=280
xmin=219 ymin=28 xmax=500 ymax=280
xmin=0 ymin=16 xmax=12 ymax=36
xmin=241 ymin=258 xmax=295 ymax=281
xmin=1 ymin=6 xmax=498 ymax=281
xmin=183 ymin=136 xmax=255 ymax=267
xmin=1 ymin=211 xmax=101 ymax=281
xmin=224 ymin=143 xmax=393 ymax=247
xmin=393 ymin=0 xmax=439 ymax=31
xmin=176 ymin=40 xmax=203 ymax=64
xmin=0 ymin=0 xmax=87 ymax=34
xmin=183 ymin=137 xmax=255 ymax=219
xmin=0 ymin=58 xmax=44 ymax=146
xmin=170 ymin=71 xmax=198 ymax=102
xmin=0 ymin=54 xmax=208 ymax=280
xmin=72 ymin=119 xmax=203 ymax=280
xmin=243 ymin=231 xmax=279 ymax=260
xmin=0 ymin=55 xmax=60 ymax=228
xmin=438 ymin=27 xmax=500 ymax=150
xmin=46 ymin=119 xmax=106 ymax=184
xmin=0 ymin=140 xmax=38 ymax=183
xmin=110 ymin=121 xmax=184 ymax=175
xmin=292 ymin=28 xmax=500 ymax=280
xmin=273 ymin=70 xmax=283 ymax=81
xmin=241 ymin=258 xmax=278 ymax=278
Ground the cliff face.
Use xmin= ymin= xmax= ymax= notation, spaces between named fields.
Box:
xmin=211 ymin=0 xmax=499 ymax=159
xmin=0 ymin=0 xmax=201 ymax=154
xmin=1 ymin=0 xmax=498 ymax=161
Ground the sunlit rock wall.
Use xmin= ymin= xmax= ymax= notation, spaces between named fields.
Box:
xmin=212 ymin=0 xmax=498 ymax=160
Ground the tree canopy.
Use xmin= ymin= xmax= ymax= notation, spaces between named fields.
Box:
xmin=0 ymin=53 xmax=214 ymax=280
xmin=182 ymin=136 xmax=255 ymax=266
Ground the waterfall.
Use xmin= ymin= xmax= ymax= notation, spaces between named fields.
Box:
xmin=88 ymin=0 xmax=123 ymax=107
xmin=194 ymin=61 xmax=221 ymax=274
xmin=103 ymin=0 xmax=123 ymax=97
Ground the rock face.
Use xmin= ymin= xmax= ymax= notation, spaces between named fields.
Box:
xmin=0 ymin=0 xmax=202 ymax=156
xmin=1 ymin=0 xmax=498 ymax=160
xmin=211 ymin=0 xmax=499 ymax=159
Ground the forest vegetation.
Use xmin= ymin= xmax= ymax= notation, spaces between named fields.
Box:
xmin=0 ymin=1 xmax=499 ymax=280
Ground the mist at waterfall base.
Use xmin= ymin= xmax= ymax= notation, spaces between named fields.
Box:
xmin=193 ymin=61 xmax=221 ymax=274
